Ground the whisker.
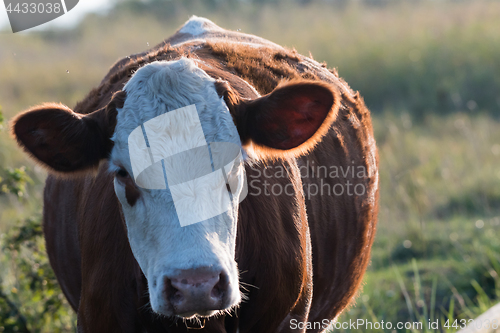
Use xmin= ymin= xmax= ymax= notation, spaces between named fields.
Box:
xmin=239 ymin=281 xmax=259 ymax=289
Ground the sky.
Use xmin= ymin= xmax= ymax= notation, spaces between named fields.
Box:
xmin=0 ymin=0 xmax=114 ymax=33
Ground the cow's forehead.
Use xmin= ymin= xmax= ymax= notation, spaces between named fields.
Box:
xmin=110 ymin=58 xmax=241 ymax=170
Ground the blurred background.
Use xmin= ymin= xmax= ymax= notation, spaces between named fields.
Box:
xmin=0 ymin=0 xmax=499 ymax=331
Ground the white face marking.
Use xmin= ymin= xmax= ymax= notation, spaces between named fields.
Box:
xmin=127 ymin=104 xmax=247 ymax=227
xmin=109 ymin=58 xmax=243 ymax=316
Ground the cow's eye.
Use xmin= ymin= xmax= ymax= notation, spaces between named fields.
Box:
xmin=116 ymin=168 xmax=129 ymax=178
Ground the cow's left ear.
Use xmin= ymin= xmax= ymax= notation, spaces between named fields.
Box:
xmin=234 ymin=80 xmax=340 ymax=159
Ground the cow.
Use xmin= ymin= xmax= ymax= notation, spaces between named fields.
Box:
xmin=11 ymin=16 xmax=378 ymax=333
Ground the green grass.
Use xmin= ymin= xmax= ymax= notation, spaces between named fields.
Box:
xmin=1 ymin=1 xmax=500 ymax=331
xmin=340 ymin=111 xmax=500 ymax=332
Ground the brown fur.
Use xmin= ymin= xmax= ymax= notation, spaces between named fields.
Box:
xmin=11 ymin=22 xmax=378 ymax=333
xmin=205 ymin=42 xmax=311 ymax=94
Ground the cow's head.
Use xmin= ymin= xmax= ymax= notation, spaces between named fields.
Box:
xmin=11 ymin=58 xmax=338 ymax=319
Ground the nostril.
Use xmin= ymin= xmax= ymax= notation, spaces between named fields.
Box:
xmin=211 ymin=272 xmax=229 ymax=300
xmin=171 ymin=288 xmax=183 ymax=304
xmin=164 ymin=277 xmax=185 ymax=306
xmin=220 ymin=271 xmax=229 ymax=288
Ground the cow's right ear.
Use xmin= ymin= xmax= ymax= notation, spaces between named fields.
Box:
xmin=11 ymin=91 xmax=126 ymax=174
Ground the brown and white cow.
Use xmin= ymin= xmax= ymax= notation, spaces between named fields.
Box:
xmin=11 ymin=16 xmax=378 ymax=333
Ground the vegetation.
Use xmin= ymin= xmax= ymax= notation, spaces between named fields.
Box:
xmin=0 ymin=0 xmax=499 ymax=331
xmin=337 ymin=112 xmax=500 ymax=332
xmin=0 ymin=111 xmax=76 ymax=332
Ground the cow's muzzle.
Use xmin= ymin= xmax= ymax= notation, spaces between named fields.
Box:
xmin=164 ymin=267 xmax=232 ymax=318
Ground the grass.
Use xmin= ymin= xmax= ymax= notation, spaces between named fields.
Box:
xmin=339 ymin=111 xmax=500 ymax=332
xmin=1 ymin=0 xmax=499 ymax=331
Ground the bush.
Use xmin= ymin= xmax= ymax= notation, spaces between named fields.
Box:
xmin=0 ymin=109 xmax=75 ymax=332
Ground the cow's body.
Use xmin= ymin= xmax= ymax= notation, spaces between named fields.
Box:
xmin=17 ymin=17 xmax=378 ymax=333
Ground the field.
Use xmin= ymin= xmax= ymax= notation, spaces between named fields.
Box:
xmin=1 ymin=0 xmax=500 ymax=331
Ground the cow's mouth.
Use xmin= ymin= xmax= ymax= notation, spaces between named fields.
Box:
xmin=184 ymin=317 xmax=208 ymax=329
xmin=177 ymin=309 xmax=218 ymax=319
